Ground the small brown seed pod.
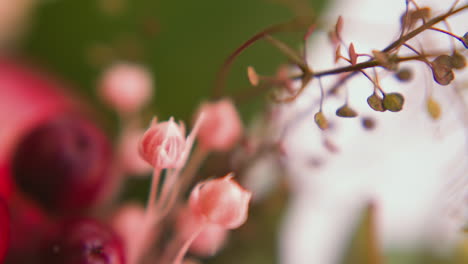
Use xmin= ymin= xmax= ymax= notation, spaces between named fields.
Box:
xmin=336 ymin=105 xmax=358 ymax=118
xmin=314 ymin=111 xmax=329 ymax=130
xmin=383 ymin=93 xmax=405 ymax=112
xmin=367 ymin=93 xmax=386 ymax=112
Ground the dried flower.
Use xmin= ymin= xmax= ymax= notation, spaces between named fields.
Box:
xmin=189 ymin=174 xmax=252 ymax=229
xmin=195 ymin=99 xmax=243 ymax=152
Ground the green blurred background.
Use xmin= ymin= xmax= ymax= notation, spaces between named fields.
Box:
xmin=23 ymin=0 xmax=327 ymax=124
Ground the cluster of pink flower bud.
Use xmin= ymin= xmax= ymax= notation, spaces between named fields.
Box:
xmin=0 ymin=56 xmax=251 ymax=264
xmin=135 ymin=98 xmax=250 ymax=264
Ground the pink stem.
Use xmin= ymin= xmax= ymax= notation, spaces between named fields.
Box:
xmin=129 ymin=168 xmax=162 ymax=264
xmin=156 ymin=168 xmax=178 ymax=212
xmin=156 ymin=146 xmax=209 ymax=221
xmin=146 ymin=168 xmax=162 ymax=214
xmin=173 ymin=223 xmax=206 ymax=264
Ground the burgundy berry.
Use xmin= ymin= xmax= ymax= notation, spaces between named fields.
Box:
xmin=43 ymin=218 xmax=125 ymax=264
xmin=12 ymin=114 xmax=113 ymax=212
xmin=0 ymin=163 xmax=12 ymax=200
xmin=0 ymin=197 xmax=9 ymax=263
xmin=4 ymin=196 xmax=54 ymax=264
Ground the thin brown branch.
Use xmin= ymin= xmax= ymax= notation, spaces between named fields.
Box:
xmin=212 ymin=17 xmax=314 ymax=99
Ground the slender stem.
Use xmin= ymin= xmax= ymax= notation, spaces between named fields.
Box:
xmin=173 ymin=224 xmax=206 ymax=264
xmin=313 ymin=54 xmax=427 ymax=77
xmin=382 ymin=4 xmax=468 ymax=53
xmin=398 ymin=0 xmax=411 ymax=39
xmin=129 ymin=168 xmax=162 ymax=264
xmin=156 ymin=168 xmax=177 ymax=211
xmin=229 ymin=4 xmax=468 ymax=103
xmin=442 ymin=20 xmax=457 ymax=51
xmin=212 ymin=17 xmax=313 ymax=99
xmin=318 ymin=77 xmax=324 ymax=111
xmin=179 ymin=146 xmax=209 ymax=191
xmin=147 ymin=169 xmax=162 ymax=213
xmin=429 ymin=27 xmax=466 ymax=46
xmin=264 ymin=34 xmax=310 ymax=72
xmin=157 ymin=146 xmax=209 ymax=220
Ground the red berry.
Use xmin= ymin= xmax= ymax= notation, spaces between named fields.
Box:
xmin=0 ymin=163 xmax=12 ymax=200
xmin=4 ymin=196 xmax=54 ymax=263
xmin=42 ymin=219 xmax=125 ymax=264
xmin=0 ymin=198 xmax=9 ymax=263
xmin=11 ymin=114 xmax=113 ymax=212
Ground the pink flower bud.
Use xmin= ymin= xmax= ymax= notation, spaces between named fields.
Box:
xmin=139 ymin=117 xmax=186 ymax=169
xmin=189 ymin=174 xmax=252 ymax=229
xmin=176 ymin=206 xmax=228 ymax=257
xmin=195 ymin=99 xmax=242 ymax=152
xmin=139 ymin=115 xmax=204 ymax=169
xmin=99 ymin=63 xmax=153 ymax=113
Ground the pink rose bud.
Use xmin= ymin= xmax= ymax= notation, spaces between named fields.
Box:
xmin=99 ymin=63 xmax=153 ymax=114
xmin=139 ymin=117 xmax=187 ymax=169
xmin=189 ymin=174 xmax=252 ymax=229
xmin=195 ymin=99 xmax=243 ymax=152
xmin=176 ymin=206 xmax=228 ymax=257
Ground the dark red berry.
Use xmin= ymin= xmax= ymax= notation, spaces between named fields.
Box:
xmin=0 ymin=198 xmax=9 ymax=263
xmin=4 ymin=196 xmax=54 ymax=264
xmin=12 ymin=114 xmax=113 ymax=212
xmin=42 ymin=219 xmax=125 ymax=264
xmin=0 ymin=163 xmax=13 ymax=200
